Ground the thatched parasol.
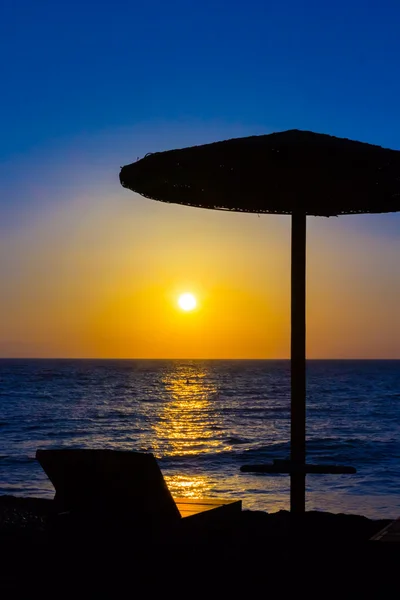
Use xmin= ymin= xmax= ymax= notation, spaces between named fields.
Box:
xmin=119 ymin=129 xmax=400 ymax=513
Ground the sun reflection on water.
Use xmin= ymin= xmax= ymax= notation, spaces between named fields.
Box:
xmin=163 ymin=473 xmax=214 ymax=499
xmin=151 ymin=366 xmax=221 ymax=457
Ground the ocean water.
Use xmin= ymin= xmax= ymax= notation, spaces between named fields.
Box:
xmin=0 ymin=359 xmax=399 ymax=520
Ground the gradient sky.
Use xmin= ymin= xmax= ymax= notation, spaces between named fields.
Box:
xmin=1 ymin=0 xmax=399 ymax=358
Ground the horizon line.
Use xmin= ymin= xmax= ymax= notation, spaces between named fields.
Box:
xmin=0 ymin=357 xmax=399 ymax=361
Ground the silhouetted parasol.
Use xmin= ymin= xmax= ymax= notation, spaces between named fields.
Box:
xmin=119 ymin=129 xmax=400 ymax=513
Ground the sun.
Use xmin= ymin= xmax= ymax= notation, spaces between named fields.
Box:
xmin=178 ymin=293 xmax=197 ymax=311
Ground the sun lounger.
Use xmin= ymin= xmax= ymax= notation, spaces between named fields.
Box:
xmin=36 ymin=449 xmax=241 ymax=534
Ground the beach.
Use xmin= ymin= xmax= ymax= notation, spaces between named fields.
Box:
xmin=1 ymin=494 xmax=399 ymax=598
xmin=2 ymin=360 xmax=400 ymax=596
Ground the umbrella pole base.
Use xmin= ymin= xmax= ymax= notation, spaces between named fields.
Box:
xmin=290 ymin=472 xmax=306 ymax=514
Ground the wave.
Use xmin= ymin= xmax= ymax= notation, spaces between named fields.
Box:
xmin=226 ymin=437 xmax=250 ymax=445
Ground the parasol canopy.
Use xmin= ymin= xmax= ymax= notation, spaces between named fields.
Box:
xmin=119 ymin=129 xmax=400 ymax=513
xmin=120 ymin=129 xmax=400 ymax=216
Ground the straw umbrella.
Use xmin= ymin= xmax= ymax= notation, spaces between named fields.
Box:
xmin=119 ymin=129 xmax=400 ymax=514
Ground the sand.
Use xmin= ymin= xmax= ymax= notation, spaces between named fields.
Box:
xmin=1 ymin=494 xmax=399 ymax=598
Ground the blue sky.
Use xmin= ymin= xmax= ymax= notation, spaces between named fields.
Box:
xmin=2 ymin=0 xmax=400 ymax=224
xmin=1 ymin=0 xmax=399 ymax=357
xmin=3 ymin=0 xmax=400 ymax=153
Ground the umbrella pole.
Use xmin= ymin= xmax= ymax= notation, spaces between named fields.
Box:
xmin=290 ymin=211 xmax=307 ymax=514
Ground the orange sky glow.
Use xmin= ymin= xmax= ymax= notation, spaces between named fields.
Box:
xmin=1 ymin=193 xmax=399 ymax=360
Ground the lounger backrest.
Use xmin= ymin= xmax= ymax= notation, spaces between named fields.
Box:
xmin=36 ymin=449 xmax=182 ymax=525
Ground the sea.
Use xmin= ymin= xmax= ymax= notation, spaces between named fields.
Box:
xmin=0 ymin=359 xmax=399 ymax=520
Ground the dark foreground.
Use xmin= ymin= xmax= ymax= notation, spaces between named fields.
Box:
xmin=1 ymin=495 xmax=399 ymax=598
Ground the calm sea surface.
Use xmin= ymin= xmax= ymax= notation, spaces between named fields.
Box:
xmin=1 ymin=359 xmax=399 ymax=519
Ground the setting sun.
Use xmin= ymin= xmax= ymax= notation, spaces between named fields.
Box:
xmin=178 ymin=293 xmax=197 ymax=311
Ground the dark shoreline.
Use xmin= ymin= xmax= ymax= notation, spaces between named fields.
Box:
xmin=1 ymin=494 xmax=399 ymax=596
xmin=0 ymin=493 xmax=391 ymax=538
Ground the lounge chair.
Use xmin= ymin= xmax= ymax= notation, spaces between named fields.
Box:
xmin=36 ymin=448 xmax=241 ymax=538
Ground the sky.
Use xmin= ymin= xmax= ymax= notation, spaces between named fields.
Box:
xmin=0 ymin=0 xmax=399 ymax=359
